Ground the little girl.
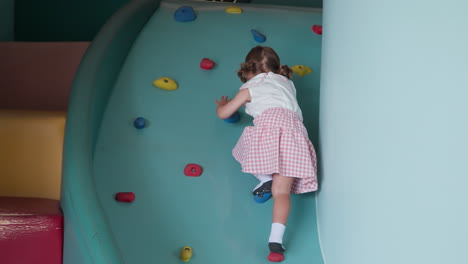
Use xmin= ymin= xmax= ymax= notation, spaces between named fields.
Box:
xmin=215 ymin=46 xmax=318 ymax=262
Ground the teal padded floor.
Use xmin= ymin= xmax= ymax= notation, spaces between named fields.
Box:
xmin=93 ymin=1 xmax=323 ymax=263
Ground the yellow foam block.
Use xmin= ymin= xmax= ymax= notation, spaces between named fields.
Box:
xmin=0 ymin=110 xmax=66 ymax=200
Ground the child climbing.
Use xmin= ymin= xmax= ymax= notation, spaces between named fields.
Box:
xmin=215 ymin=46 xmax=318 ymax=262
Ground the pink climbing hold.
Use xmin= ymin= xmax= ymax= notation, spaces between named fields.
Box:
xmin=312 ymin=25 xmax=322 ymax=35
xmin=267 ymin=252 xmax=284 ymax=262
xmin=115 ymin=192 xmax=136 ymax=203
xmin=200 ymin=58 xmax=215 ymax=70
xmin=184 ymin=164 xmax=203 ymax=177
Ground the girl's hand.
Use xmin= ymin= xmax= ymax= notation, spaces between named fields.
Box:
xmin=215 ymin=96 xmax=230 ymax=107
xmin=215 ymin=89 xmax=251 ymax=119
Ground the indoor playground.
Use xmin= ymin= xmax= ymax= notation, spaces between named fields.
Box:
xmin=1 ymin=0 xmax=467 ymax=264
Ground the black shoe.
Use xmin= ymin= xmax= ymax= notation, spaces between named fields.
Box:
xmin=253 ymin=180 xmax=273 ymax=195
xmin=269 ymin=242 xmax=285 ymax=253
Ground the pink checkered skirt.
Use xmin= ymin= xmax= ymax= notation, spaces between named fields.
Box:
xmin=232 ymin=107 xmax=318 ymax=194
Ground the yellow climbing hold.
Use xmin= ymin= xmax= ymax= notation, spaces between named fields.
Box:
xmin=180 ymin=246 xmax=193 ymax=262
xmin=225 ymin=6 xmax=243 ymax=14
xmin=153 ymin=77 xmax=178 ymax=91
xmin=291 ymin=65 xmax=313 ymax=77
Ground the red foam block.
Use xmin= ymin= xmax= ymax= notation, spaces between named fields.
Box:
xmin=267 ymin=252 xmax=284 ymax=262
xmin=184 ymin=164 xmax=203 ymax=177
xmin=0 ymin=197 xmax=63 ymax=264
xmin=115 ymin=192 xmax=136 ymax=203
xmin=200 ymin=58 xmax=215 ymax=70
xmin=312 ymin=25 xmax=323 ymax=35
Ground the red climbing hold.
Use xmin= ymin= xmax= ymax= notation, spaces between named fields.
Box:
xmin=312 ymin=25 xmax=323 ymax=35
xmin=200 ymin=58 xmax=215 ymax=70
xmin=267 ymin=252 xmax=284 ymax=262
xmin=115 ymin=192 xmax=136 ymax=203
xmin=184 ymin=164 xmax=203 ymax=177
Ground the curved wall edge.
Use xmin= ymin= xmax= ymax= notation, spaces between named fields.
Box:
xmin=61 ymin=1 xmax=162 ymax=263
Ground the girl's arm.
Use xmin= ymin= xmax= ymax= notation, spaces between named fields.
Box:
xmin=215 ymin=88 xmax=251 ymax=119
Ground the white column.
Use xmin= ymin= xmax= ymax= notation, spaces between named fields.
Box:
xmin=317 ymin=1 xmax=468 ymax=263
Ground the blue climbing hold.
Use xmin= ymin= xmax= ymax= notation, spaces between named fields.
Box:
xmin=251 ymin=29 xmax=266 ymax=43
xmin=254 ymin=193 xmax=272 ymax=203
xmin=224 ymin=112 xmax=241 ymax=123
xmin=134 ymin=117 xmax=146 ymax=129
xmin=174 ymin=6 xmax=196 ymax=22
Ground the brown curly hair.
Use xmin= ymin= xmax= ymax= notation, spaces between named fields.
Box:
xmin=237 ymin=46 xmax=293 ymax=83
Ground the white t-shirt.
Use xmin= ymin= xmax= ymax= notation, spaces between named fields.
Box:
xmin=240 ymin=72 xmax=303 ymax=120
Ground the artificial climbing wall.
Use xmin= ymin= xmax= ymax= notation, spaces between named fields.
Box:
xmin=62 ymin=0 xmax=324 ymax=263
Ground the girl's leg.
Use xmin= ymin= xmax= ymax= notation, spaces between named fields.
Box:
xmin=271 ymin=173 xmax=294 ymax=225
xmin=269 ymin=173 xmax=294 ymax=249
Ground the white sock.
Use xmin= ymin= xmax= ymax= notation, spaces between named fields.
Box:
xmin=269 ymin=223 xmax=286 ymax=244
xmin=253 ymin=174 xmax=273 ymax=191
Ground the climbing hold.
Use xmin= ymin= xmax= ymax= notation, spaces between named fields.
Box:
xmin=200 ymin=58 xmax=216 ymax=70
xmin=254 ymin=193 xmax=272 ymax=203
xmin=184 ymin=164 xmax=203 ymax=177
xmin=153 ymin=77 xmax=178 ymax=91
xmin=267 ymin=252 xmax=284 ymax=262
xmin=224 ymin=111 xmax=240 ymax=123
xmin=115 ymin=192 xmax=136 ymax=203
xmin=291 ymin=65 xmax=312 ymax=77
xmin=180 ymin=246 xmax=193 ymax=262
xmin=312 ymin=25 xmax=322 ymax=35
xmin=251 ymin=29 xmax=266 ymax=43
xmin=174 ymin=6 xmax=196 ymax=22
xmin=133 ymin=117 xmax=146 ymax=129
xmin=225 ymin=6 xmax=243 ymax=14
